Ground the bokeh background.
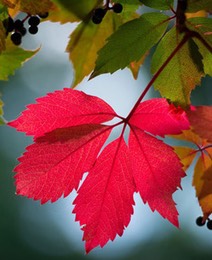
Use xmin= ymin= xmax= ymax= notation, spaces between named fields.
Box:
xmin=0 ymin=17 xmax=212 ymax=260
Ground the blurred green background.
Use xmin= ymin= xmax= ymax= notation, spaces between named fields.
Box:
xmin=0 ymin=19 xmax=212 ymax=260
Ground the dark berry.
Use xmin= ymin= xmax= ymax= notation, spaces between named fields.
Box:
xmin=196 ymin=216 xmax=205 ymax=226
xmin=3 ymin=17 xmax=14 ymax=32
xmin=94 ymin=8 xmax=106 ymax=18
xmin=11 ymin=32 xmax=22 ymax=45
xmin=14 ymin=19 xmax=24 ymax=30
xmin=38 ymin=12 xmax=49 ymax=19
xmin=113 ymin=3 xmax=123 ymax=13
xmin=207 ymin=220 xmax=212 ymax=230
xmin=28 ymin=25 xmax=38 ymax=34
xmin=28 ymin=16 xmax=40 ymax=26
xmin=19 ymin=26 xmax=27 ymax=36
xmin=92 ymin=15 xmax=102 ymax=24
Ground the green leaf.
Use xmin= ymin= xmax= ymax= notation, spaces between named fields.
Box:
xmin=187 ymin=0 xmax=212 ymax=13
xmin=0 ymin=38 xmax=39 ymax=80
xmin=186 ymin=17 xmax=212 ymax=76
xmin=50 ymin=0 xmax=103 ymax=23
xmin=139 ymin=0 xmax=174 ymax=10
xmin=91 ymin=12 xmax=169 ymax=78
xmin=67 ymin=12 xmax=121 ymax=87
xmin=151 ymin=27 xmax=205 ymax=107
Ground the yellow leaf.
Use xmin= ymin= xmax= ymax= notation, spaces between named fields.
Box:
xmin=173 ymin=146 xmax=196 ymax=171
xmin=186 ymin=10 xmax=208 ymax=19
xmin=193 ymin=148 xmax=212 ymax=218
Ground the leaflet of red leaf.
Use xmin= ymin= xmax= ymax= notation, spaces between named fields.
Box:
xmin=187 ymin=106 xmax=212 ymax=143
xmin=129 ymin=127 xmax=185 ymax=226
xmin=8 ymin=88 xmax=116 ymax=138
xmin=73 ymin=137 xmax=135 ymax=253
xmin=129 ymin=98 xmax=190 ymax=136
xmin=15 ymin=124 xmax=111 ymax=204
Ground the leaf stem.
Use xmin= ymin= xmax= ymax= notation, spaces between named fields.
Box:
xmin=125 ymin=33 xmax=189 ymax=122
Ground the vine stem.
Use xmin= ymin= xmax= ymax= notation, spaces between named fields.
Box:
xmin=125 ymin=33 xmax=190 ymax=122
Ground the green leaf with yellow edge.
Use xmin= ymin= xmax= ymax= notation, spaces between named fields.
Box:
xmin=0 ymin=38 xmax=39 ymax=80
xmin=49 ymin=0 xmax=102 ymax=23
xmin=151 ymin=27 xmax=205 ymax=107
xmin=193 ymin=148 xmax=212 ymax=219
xmin=187 ymin=0 xmax=212 ymax=13
xmin=129 ymin=51 xmax=149 ymax=79
xmin=186 ymin=17 xmax=212 ymax=76
xmin=67 ymin=11 xmax=121 ymax=88
xmin=91 ymin=12 xmax=169 ymax=78
xmin=140 ymin=0 xmax=174 ymax=10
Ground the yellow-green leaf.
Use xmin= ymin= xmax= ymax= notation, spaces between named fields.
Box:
xmin=0 ymin=38 xmax=39 ymax=80
xmin=186 ymin=17 xmax=212 ymax=76
xmin=151 ymin=27 xmax=205 ymax=107
xmin=49 ymin=0 xmax=102 ymax=23
xmin=67 ymin=12 xmax=121 ymax=88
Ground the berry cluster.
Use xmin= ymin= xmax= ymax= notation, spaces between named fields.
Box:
xmin=92 ymin=3 xmax=123 ymax=24
xmin=196 ymin=216 xmax=212 ymax=230
xmin=3 ymin=12 xmax=49 ymax=46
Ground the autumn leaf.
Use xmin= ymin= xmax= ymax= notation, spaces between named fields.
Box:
xmin=171 ymin=129 xmax=212 ymax=220
xmin=15 ymin=124 xmax=112 ymax=204
xmin=74 ymin=137 xmax=135 ymax=253
xmin=9 ymin=89 xmax=190 ymax=252
xmin=8 ymin=88 xmax=116 ymax=138
xmin=129 ymin=98 xmax=190 ymax=137
xmin=16 ymin=0 xmax=53 ymax=15
xmin=0 ymin=38 xmax=39 ymax=80
xmin=193 ymin=148 xmax=212 ymax=221
xmin=187 ymin=106 xmax=212 ymax=143
xmin=151 ymin=27 xmax=205 ymax=107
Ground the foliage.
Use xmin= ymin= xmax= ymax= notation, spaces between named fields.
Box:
xmin=0 ymin=0 xmax=212 ymax=253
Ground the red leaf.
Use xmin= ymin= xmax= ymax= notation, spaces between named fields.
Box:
xmin=9 ymin=89 xmax=189 ymax=252
xmin=129 ymin=126 xmax=185 ymax=226
xmin=8 ymin=88 xmax=116 ymax=138
xmin=15 ymin=124 xmax=111 ymax=203
xmin=73 ymin=137 xmax=135 ymax=253
xmin=187 ymin=106 xmax=212 ymax=143
xmin=129 ymin=98 xmax=190 ymax=136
